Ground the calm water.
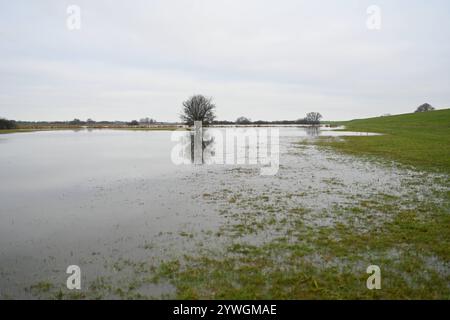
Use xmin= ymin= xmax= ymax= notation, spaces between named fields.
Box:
xmin=0 ymin=127 xmax=385 ymax=298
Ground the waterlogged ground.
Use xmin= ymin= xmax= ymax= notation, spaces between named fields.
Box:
xmin=0 ymin=128 xmax=448 ymax=299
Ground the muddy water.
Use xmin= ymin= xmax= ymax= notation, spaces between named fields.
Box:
xmin=0 ymin=127 xmax=446 ymax=298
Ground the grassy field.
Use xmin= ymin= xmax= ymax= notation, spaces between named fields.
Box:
xmin=319 ymin=109 xmax=450 ymax=173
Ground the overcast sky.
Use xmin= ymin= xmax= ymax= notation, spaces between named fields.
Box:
xmin=1 ymin=0 xmax=449 ymax=121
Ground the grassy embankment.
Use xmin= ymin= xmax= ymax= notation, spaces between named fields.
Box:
xmin=319 ymin=109 xmax=450 ymax=174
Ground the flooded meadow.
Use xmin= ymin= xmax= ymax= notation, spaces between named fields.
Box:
xmin=0 ymin=127 xmax=448 ymax=299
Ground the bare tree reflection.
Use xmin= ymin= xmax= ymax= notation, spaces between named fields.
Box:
xmin=187 ymin=129 xmax=215 ymax=164
xmin=305 ymin=126 xmax=320 ymax=137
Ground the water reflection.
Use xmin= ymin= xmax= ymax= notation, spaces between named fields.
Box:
xmin=305 ymin=126 xmax=320 ymax=137
xmin=184 ymin=126 xmax=321 ymax=164
xmin=188 ymin=129 xmax=214 ymax=164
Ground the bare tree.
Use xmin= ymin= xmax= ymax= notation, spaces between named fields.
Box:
xmin=304 ymin=112 xmax=322 ymax=124
xmin=415 ymin=103 xmax=435 ymax=113
xmin=180 ymin=95 xmax=216 ymax=125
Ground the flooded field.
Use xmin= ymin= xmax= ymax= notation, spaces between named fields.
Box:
xmin=0 ymin=127 xmax=448 ymax=299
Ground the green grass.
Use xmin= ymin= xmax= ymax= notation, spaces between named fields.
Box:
xmin=318 ymin=109 xmax=450 ymax=173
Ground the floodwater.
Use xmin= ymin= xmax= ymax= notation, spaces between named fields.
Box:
xmin=0 ymin=127 xmax=446 ymax=298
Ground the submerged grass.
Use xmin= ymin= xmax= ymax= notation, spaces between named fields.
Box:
xmin=150 ymin=198 xmax=449 ymax=299
xmin=25 ymin=160 xmax=449 ymax=300
xmin=28 ymin=191 xmax=449 ymax=299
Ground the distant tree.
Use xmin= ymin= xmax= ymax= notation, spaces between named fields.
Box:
xmin=235 ymin=116 xmax=252 ymax=124
xmin=86 ymin=118 xmax=96 ymax=125
xmin=140 ymin=117 xmax=156 ymax=125
xmin=129 ymin=120 xmax=139 ymax=126
xmin=415 ymin=103 xmax=435 ymax=113
xmin=70 ymin=118 xmax=83 ymax=125
xmin=304 ymin=112 xmax=322 ymax=124
xmin=180 ymin=95 xmax=216 ymax=125
xmin=0 ymin=118 xmax=17 ymax=129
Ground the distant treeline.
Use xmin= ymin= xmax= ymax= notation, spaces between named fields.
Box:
xmin=0 ymin=118 xmax=17 ymax=129
xmin=14 ymin=119 xmax=179 ymax=128
xmin=15 ymin=120 xmax=162 ymax=126
xmin=2 ymin=116 xmax=322 ymax=129
xmin=212 ymin=119 xmax=321 ymax=125
xmin=216 ymin=113 xmax=323 ymax=125
xmin=12 ymin=119 xmax=322 ymax=126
